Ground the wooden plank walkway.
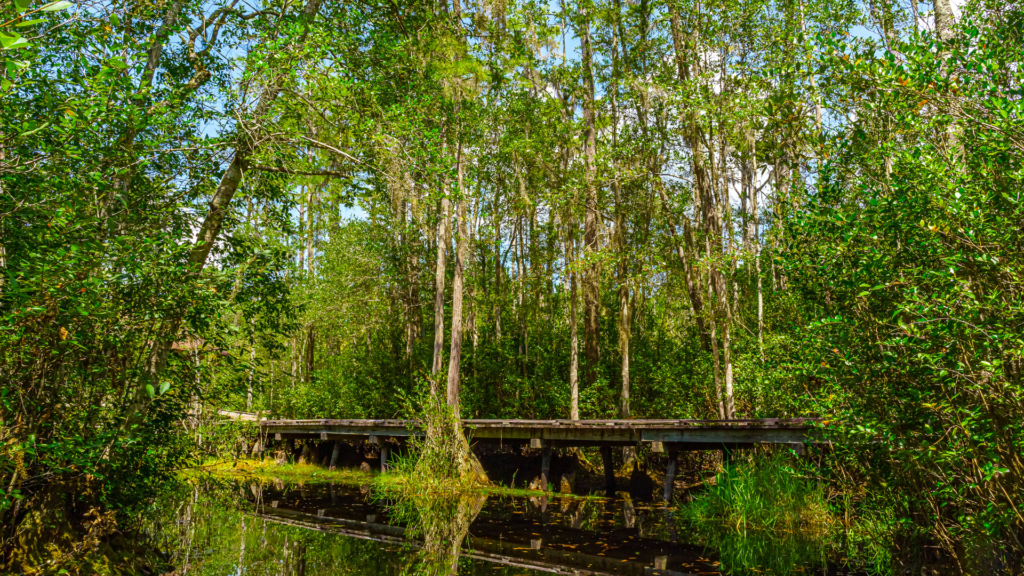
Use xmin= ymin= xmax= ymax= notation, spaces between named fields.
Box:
xmin=261 ymin=418 xmax=819 ymax=447
xmin=261 ymin=418 xmax=822 ymax=498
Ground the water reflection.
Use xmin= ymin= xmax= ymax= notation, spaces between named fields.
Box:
xmin=151 ymin=479 xmax=863 ymax=575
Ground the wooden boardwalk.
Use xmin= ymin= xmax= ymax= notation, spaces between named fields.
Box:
xmin=260 ymin=418 xmax=822 ymax=498
xmin=262 ymin=418 xmax=818 ymax=446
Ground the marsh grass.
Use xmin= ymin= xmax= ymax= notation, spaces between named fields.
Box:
xmin=678 ymin=453 xmax=902 ymax=575
xmin=681 ymin=453 xmax=835 ymax=534
xmin=195 ymin=458 xmax=377 ymax=485
xmin=197 ymin=457 xmax=582 ymax=501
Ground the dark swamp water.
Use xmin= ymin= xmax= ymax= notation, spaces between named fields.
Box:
xmin=144 ymin=478 xmax=872 ymax=576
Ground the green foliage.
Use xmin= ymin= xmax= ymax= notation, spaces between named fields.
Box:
xmin=680 ymin=453 xmax=901 ymax=575
xmin=787 ymin=7 xmax=1024 ymax=566
xmin=681 ymin=453 xmax=834 ymax=533
xmin=0 ymin=1 xmax=301 ymax=565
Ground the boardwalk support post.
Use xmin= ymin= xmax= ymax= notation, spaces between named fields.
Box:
xmin=381 ymin=444 xmax=390 ymax=473
xmin=663 ymin=449 xmax=678 ymax=502
xmin=329 ymin=440 xmax=342 ymax=470
xmin=599 ymin=445 xmax=615 ymax=494
xmin=540 ymin=446 xmax=552 ymax=491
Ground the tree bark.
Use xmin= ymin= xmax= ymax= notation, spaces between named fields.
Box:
xmin=304 ymin=323 xmax=315 ymax=385
xmin=567 ymin=229 xmax=580 ymax=420
xmin=933 ymin=0 xmax=956 ymax=42
xmin=432 ymin=191 xmax=451 ymax=384
xmin=446 ymin=146 xmax=468 ymax=416
xmin=581 ymin=14 xmax=601 ymax=387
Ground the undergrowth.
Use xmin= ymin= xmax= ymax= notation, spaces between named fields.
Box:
xmin=680 ymin=452 xmax=834 ymax=533
xmin=678 ymin=452 xmax=901 ymax=575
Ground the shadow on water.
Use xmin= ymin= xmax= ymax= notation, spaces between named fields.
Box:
xmin=148 ymin=478 xmax=876 ymax=575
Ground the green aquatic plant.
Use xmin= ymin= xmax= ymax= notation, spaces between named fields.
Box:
xmin=678 ymin=453 xmax=904 ymax=575
xmin=681 ymin=453 xmax=835 ymax=534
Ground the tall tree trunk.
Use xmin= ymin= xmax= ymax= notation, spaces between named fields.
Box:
xmin=493 ymin=189 xmax=502 ymax=342
xmin=567 ymin=229 xmax=580 ymax=420
xmin=297 ymin=192 xmax=306 ymax=272
xmin=432 ymin=191 xmax=451 ymax=384
xmin=614 ymin=181 xmax=631 ymax=421
xmin=708 ymin=286 xmax=726 ymax=420
xmin=247 ymin=344 xmax=254 ymax=411
xmin=306 ymin=182 xmax=316 ymax=273
xmin=747 ymin=129 xmax=764 ymax=359
xmin=304 ymin=324 xmax=315 ymax=385
xmin=933 ymin=0 xmax=956 ymax=42
xmin=581 ymin=15 xmax=601 ymax=387
xmin=446 ymin=147 xmax=468 ymax=416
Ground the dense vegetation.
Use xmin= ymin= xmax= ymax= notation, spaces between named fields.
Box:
xmin=1 ymin=0 xmax=1021 ymax=572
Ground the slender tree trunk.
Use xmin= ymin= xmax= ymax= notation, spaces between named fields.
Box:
xmin=747 ymin=129 xmax=764 ymax=360
xmin=304 ymin=324 xmax=314 ymax=385
xmin=494 ymin=192 xmax=502 ymax=342
xmin=708 ymin=305 xmax=726 ymax=419
xmin=290 ymin=338 xmax=298 ymax=391
xmin=614 ymin=181 xmax=631 ymax=421
xmin=567 ymin=229 xmax=579 ymax=420
xmin=297 ymin=194 xmax=306 ymax=272
xmin=723 ymin=319 xmax=735 ymax=418
xmin=432 ymin=192 xmax=451 ymax=384
xmin=306 ymin=182 xmax=316 ymax=273
xmin=581 ymin=15 xmax=601 ymax=387
xmin=446 ymin=147 xmax=468 ymax=416
xmin=247 ymin=344 xmax=254 ymax=411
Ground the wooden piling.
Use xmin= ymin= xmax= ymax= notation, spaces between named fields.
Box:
xmin=663 ymin=450 xmax=678 ymax=502
xmin=329 ymin=440 xmax=342 ymax=470
xmin=599 ymin=446 xmax=615 ymax=494
xmin=540 ymin=446 xmax=552 ymax=491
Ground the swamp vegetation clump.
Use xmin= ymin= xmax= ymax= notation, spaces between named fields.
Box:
xmin=681 ymin=454 xmax=835 ymax=535
xmin=678 ymin=454 xmax=922 ymax=575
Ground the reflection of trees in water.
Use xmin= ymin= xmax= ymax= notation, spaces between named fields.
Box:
xmin=419 ymin=493 xmax=487 ymax=575
xmin=378 ymin=488 xmax=487 ymax=575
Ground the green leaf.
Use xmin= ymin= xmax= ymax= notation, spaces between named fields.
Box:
xmin=19 ymin=121 xmax=48 ymax=137
xmin=40 ymin=1 xmax=73 ymax=12
xmin=15 ymin=19 xmax=47 ymax=27
xmin=15 ymin=0 xmax=31 ymax=12
xmin=0 ymin=32 xmax=23 ymax=49
xmin=145 ymin=384 xmax=155 ymax=398
xmin=159 ymin=382 xmax=170 ymax=395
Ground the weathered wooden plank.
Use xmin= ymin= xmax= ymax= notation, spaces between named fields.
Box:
xmin=641 ymin=428 xmax=813 ymax=444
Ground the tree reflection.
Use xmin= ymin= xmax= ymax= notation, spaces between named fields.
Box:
xmin=377 ymin=486 xmax=487 ymax=575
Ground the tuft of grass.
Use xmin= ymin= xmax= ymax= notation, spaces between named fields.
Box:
xmin=680 ymin=452 xmax=835 ymax=534
xmin=193 ymin=458 xmax=376 ymax=485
